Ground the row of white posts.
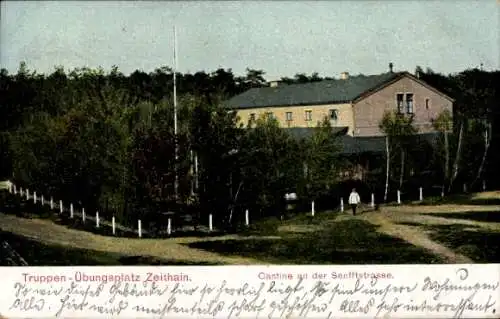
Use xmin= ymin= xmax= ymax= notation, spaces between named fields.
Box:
xmin=9 ymin=181 xmax=486 ymax=230
xmin=10 ymin=184 xmax=125 ymax=236
xmin=309 ymin=192 xmax=377 ymax=216
xmin=7 ymin=183 xmax=254 ymax=237
xmin=308 ymin=182 xmax=487 ymax=216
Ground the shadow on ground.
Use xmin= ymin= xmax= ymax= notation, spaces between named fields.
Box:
xmin=394 ymin=221 xmax=500 ymax=263
xmin=0 ymin=231 xmax=221 ymax=266
xmin=188 ymin=219 xmax=443 ymax=264
xmin=423 ymin=224 xmax=500 ymax=263
xmin=416 ymin=194 xmax=500 ymax=206
xmin=424 ymin=211 xmax=500 ymax=223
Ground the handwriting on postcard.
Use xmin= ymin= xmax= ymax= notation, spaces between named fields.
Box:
xmin=4 ymin=267 xmax=499 ymax=318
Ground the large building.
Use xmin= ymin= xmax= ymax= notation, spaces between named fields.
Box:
xmin=226 ymin=66 xmax=454 ymax=141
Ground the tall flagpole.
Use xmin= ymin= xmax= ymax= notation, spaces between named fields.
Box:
xmin=173 ymin=26 xmax=179 ymax=201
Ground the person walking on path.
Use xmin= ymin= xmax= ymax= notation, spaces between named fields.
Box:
xmin=348 ymin=188 xmax=361 ymax=216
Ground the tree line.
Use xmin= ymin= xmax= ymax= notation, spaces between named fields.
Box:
xmin=0 ymin=63 xmax=498 ymax=231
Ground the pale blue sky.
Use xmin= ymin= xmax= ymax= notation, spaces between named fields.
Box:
xmin=1 ymin=1 xmax=498 ymax=79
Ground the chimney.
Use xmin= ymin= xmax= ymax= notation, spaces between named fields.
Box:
xmin=389 ymin=62 xmax=394 ymax=73
xmin=340 ymin=72 xmax=349 ymax=80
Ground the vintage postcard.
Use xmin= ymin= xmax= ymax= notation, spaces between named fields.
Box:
xmin=0 ymin=1 xmax=499 ymax=318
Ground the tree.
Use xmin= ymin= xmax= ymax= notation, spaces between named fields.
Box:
xmin=379 ymin=111 xmax=418 ymax=202
xmin=238 ymin=114 xmax=300 ymax=219
xmin=3 ymin=61 xmax=500 ymax=231
xmin=301 ymin=117 xmax=342 ymax=200
xmin=432 ymin=110 xmax=453 ymax=194
xmin=244 ymin=68 xmax=266 ymax=88
xmin=189 ymin=97 xmax=243 ymax=226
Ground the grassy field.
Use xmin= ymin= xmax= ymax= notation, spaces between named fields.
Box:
xmin=189 ymin=217 xmax=443 ymax=264
xmin=1 ymin=184 xmax=500 ymax=265
xmin=0 ymin=231 xmax=221 ymax=265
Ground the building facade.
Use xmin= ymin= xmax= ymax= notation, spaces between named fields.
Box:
xmin=226 ymin=70 xmax=454 ymax=138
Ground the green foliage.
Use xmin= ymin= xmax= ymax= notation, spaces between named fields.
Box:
xmin=379 ymin=111 xmax=418 ymax=139
xmin=379 ymin=110 xmax=418 ymax=191
xmin=238 ymin=114 xmax=301 ymax=213
xmin=302 ymin=117 xmax=342 ymax=199
xmin=432 ymin=109 xmax=453 ymax=132
xmin=1 ymin=61 xmax=500 ymax=231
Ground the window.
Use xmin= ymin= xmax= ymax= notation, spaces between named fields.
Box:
xmin=406 ymin=93 xmax=414 ymax=114
xmin=425 ymin=98 xmax=430 ymax=110
xmin=329 ymin=109 xmax=338 ymax=121
xmin=305 ymin=110 xmax=312 ymax=121
xmin=396 ymin=94 xmax=404 ymax=113
xmin=286 ymin=111 xmax=293 ymax=121
xmin=265 ymin=112 xmax=274 ymax=120
xmin=249 ymin=113 xmax=256 ymax=122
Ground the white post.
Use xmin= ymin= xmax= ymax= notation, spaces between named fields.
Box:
xmin=26 ymin=189 xmax=29 ymax=200
xmin=96 ymin=211 xmax=100 ymax=228
xmin=112 ymin=216 xmax=116 ymax=235
xmin=245 ymin=209 xmax=249 ymax=226
xmin=59 ymin=200 xmax=63 ymax=214
xmin=50 ymin=197 xmax=54 ymax=210
xmin=371 ymin=193 xmax=375 ymax=208
xmin=33 ymin=192 xmax=37 ymax=203
xmin=13 ymin=185 xmax=16 ymax=194
xmin=463 ymin=183 xmax=467 ymax=193
xmin=209 ymin=214 xmax=213 ymax=231
xmin=167 ymin=218 xmax=172 ymax=235
xmin=82 ymin=208 xmax=86 ymax=222
xmin=41 ymin=195 xmax=44 ymax=206
xmin=194 ymin=153 xmax=199 ymax=190
xmin=311 ymin=201 xmax=315 ymax=217
xmin=419 ymin=187 xmax=423 ymax=201
xmin=138 ymin=219 xmax=142 ymax=238
xmin=20 ymin=187 xmax=23 ymax=196
xmin=397 ymin=190 xmax=401 ymax=204
xmin=340 ymin=198 xmax=344 ymax=212
xmin=482 ymin=180 xmax=486 ymax=191
xmin=70 ymin=203 xmax=74 ymax=218
xmin=8 ymin=183 xmax=12 ymax=193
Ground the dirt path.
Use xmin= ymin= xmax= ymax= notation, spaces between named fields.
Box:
xmin=358 ymin=212 xmax=473 ymax=263
xmin=2 ymin=178 xmax=499 ymax=265
xmin=0 ymin=213 xmax=272 ymax=265
xmin=356 ymin=200 xmax=500 ymax=263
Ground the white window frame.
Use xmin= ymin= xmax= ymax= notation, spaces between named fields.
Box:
xmin=305 ymin=110 xmax=312 ymax=121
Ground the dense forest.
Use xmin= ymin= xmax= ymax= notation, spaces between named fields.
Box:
xmin=0 ymin=63 xmax=498 ymax=230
